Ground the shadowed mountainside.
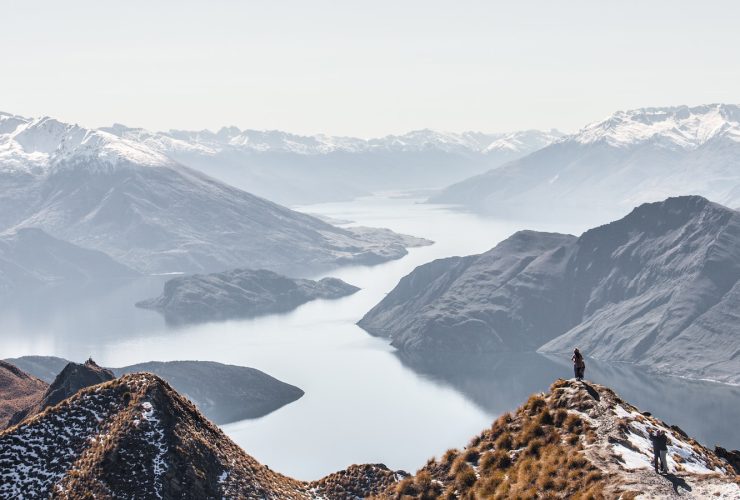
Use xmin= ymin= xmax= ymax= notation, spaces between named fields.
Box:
xmin=359 ymin=196 xmax=740 ymax=384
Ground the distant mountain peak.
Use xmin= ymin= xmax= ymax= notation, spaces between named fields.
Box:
xmin=572 ymin=103 xmax=740 ymax=149
xmin=0 ymin=113 xmax=173 ymax=176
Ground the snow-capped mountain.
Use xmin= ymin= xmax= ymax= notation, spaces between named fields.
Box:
xmin=0 ymin=113 xmax=171 ymax=176
xmin=0 ymin=113 xmax=429 ymax=276
xmin=102 ymin=123 xmax=562 ymax=204
xmin=105 ymin=124 xmax=560 ymax=156
xmin=431 ymin=104 xmax=740 ymax=224
xmin=574 ymin=103 xmax=740 ymax=149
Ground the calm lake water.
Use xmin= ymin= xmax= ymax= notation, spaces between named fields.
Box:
xmin=1 ymin=193 xmax=738 ymax=480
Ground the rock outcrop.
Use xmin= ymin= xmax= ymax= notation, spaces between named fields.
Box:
xmin=136 ymin=268 xmax=360 ymax=324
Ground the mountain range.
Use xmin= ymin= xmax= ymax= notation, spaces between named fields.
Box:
xmin=102 ymin=124 xmax=563 ymax=204
xmin=0 ymin=112 xmax=430 ymax=285
xmin=0 ymin=365 xmax=736 ymax=498
xmin=359 ymin=196 xmax=740 ymax=384
xmin=431 ymin=104 xmax=740 ymax=225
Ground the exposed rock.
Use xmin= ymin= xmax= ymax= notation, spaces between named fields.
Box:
xmin=0 ymin=361 xmax=47 ymax=429
xmin=714 ymin=447 xmax=740 ymax=475
xmin=359 ymin=196 xmax=740 ymax=384
xmin=136 ymin=268 xmax=360 ymax=324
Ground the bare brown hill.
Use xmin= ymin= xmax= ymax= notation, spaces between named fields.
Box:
xmin=0 ymin=360 xmax=47 ymax=429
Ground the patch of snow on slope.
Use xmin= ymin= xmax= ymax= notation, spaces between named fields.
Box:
xmin=139 ymin=400 xmax=167 ymax=500
xmin=611 ymin=404 xmax=726 ymax=475
xmin=0 ymin=392 xmax=120 ymax=498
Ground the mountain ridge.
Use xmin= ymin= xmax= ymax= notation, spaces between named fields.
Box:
xmin=1 ymin=372 xmax=736 ymax=498
xmin=431 ymin=103 xmax=740 ymax=222
xmin=359 ymin=196 xmax=740 ymax=384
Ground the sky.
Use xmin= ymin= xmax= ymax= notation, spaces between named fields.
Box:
xmin=1 ymin=0 xmax=739 ymax=137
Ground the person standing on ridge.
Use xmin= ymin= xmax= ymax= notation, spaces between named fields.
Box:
xmin=649 ymin=428 xmax=670 ymax=473
xmin=572 ymin=348 xmax=585 ymax=381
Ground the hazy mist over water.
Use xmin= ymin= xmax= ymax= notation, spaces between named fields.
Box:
xmin=1 ymin=193 xmax=738 ymax=479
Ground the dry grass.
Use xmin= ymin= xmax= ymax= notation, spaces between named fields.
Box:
xmin=387 ymin=379 xmax=611 ymax=499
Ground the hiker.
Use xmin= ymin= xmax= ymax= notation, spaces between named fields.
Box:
xmin=572 ymin=348 xmax=586 ymax=381
xmin=649 ymin=429 xmax=669 ymax=473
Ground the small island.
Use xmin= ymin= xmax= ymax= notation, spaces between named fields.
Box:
xmin=136 ymin=268 xmax=360 ymax=324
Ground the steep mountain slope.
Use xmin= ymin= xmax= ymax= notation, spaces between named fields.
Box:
xmin=0 ymin=227 xmax=137 ymax=296
xmin=0 ymin=113 xmax=429 ymax=275
xmin=9 ymin=359 xmax=115 ymax=426
xmin=359 ymin=230 xmax=577 ymax=352
xmin=104 ymin=124 xmax=562 ymax=205
xmin=1 ymin=375 xmax=736 ymax=499
xmin=136 ymin=268 xmax=359 ymax=324
xmin=432 ymin=104 xmax=740 ymax=224
xmin=2 ymin=356 xmax=68 ymax=383
xmin=385 ymin=379 xmax=738 ymax=499
xmin=359 ymin=196 xmax=740 ymax=383
xmin=4 ymin=356 xmax=305 ymax=424
xmin=0 ymin=361 xmax=47 ymax=428
xmin=0 ymin=373 xmax=310 ymax=499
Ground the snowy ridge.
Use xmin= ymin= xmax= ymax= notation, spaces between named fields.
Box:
xmin=104 ymin=123 xmax=563 ymax=156
xmin=0 ymin=114 xmax=172 ymax=176
xmin=0 ymin=389 xmax=121 ymax=497
xmin=572 ymin=103 xmax=740 ymax=149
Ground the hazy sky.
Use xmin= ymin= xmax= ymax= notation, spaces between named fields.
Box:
xmin=2 ymin=1 xmax=739 ymax=137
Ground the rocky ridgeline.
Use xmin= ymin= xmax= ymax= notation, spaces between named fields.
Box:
xmin=1 ymin=367 xmax=737 ymax=499
xmin=390 ymin=379 xmax=738 ymax=499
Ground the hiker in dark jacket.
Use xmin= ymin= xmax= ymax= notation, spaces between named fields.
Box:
xmin=649 ymin=429 xmax=670 ymax=473
xmin=572 ymin=348 xmax=585 ymax=381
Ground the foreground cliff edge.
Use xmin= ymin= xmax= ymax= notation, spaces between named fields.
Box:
xmin=1 ymin=370 xmax=737 ymax=499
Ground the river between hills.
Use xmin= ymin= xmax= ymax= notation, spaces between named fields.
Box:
xmin=1 ymin=192 xmax=738 ymax=480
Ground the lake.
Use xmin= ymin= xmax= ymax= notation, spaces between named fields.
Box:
xmin=1 ymin=193 xmax=738 ymax=480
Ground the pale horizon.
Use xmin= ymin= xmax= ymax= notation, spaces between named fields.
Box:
xmin=3 ymin=1 xmax=739 ymax=137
